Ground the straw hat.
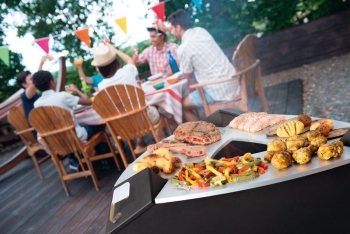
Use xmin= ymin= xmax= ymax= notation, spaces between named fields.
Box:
xmin=91 ymin=45 xmax=116 ymax=67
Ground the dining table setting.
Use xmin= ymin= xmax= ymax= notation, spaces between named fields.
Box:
xmin=75 ymin=73 xmax=189 ymax=126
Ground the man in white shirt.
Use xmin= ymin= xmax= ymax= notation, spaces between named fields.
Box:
xmin=156 ymin=9 xmax=240 ymax=122
xmin=32 ymin=70 xmax=107 ymax=170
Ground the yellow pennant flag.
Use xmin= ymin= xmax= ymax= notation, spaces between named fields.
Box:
xmin=115 ymin=17 xmax=127 ymax=35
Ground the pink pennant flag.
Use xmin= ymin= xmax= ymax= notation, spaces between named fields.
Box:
xmin=151 ymin=2 xmax=165 ymax=22
xmin=35 ymin=37 xmax=50 ymax=54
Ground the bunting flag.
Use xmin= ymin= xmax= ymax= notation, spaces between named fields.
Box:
xmin=75 ymin=28 xmax=90 ymax=48
xmin=115 ymin=17 xmax=127 ymax=34
xmin=35 ymin=37 xmax=50 ymax=54
xmin=151 ymin=2 xmax=165 ymax=22
xmin=0 ymin=46 xmax=10 ymax=67
xmin=192 ymin=0 xmax=202 ymax=10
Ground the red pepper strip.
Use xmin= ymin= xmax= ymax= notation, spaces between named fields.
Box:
xmin=227 ymin=164 xmax=238 ymax=174
xmin=203 ymin=171 xmax=214 ymax=179
xmin=257 ymin=166 xmax=265 ymax=174
xmin=218 ymin=167 xmax=226 ymax=174
xmin=178 ymin=171 xmax=186 ymax=182
xmin=195 ymin=165 xmax=205 ymax=171
xmin=238 ymin=166 xmax=250 ymax=174
xmin=259 ymin=162 xmax=268 ymax=170
xmin=196 ymin=179 xmax=210 ymax=188
xmin=232 ymin=156 xmax=240 ymax=162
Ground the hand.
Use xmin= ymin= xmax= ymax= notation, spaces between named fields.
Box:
xmin=41 ymin=54 xmax=51 ymax=63
xmin=132 ymin=53 xmax=139 ymax=61
xmin=68 ymin=84 xmax=79 ymax=93
xmin=153 ymin=20 xmax=167 ymax=32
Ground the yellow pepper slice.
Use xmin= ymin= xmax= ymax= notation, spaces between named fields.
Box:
xmin=185 ymin=170 xmax=197 ymax=185
xmin=189 ymin=169 xmax=202 ymax=179
xmin=224 ymin=168 xmax=233 ymax=183
xmin=206 ymin=164 xmax=223 ymax=176
xmin=215 ymin=160 xmax=237 ymax=165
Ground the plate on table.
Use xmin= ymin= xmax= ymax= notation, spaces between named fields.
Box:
xmin=147 ymin=73 xmax=163 ymax=81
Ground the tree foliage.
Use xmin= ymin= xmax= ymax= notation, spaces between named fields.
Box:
xmin=1 ymin=0 xmax=350 ymax=101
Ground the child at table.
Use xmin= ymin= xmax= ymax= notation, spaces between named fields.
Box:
xmin=32 ymin=70 xmax=109 ymax=170
xmin=91 ymin=39 xmax=164 ymax=149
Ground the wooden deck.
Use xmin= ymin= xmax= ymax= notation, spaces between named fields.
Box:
xmin=0 ymin=80 xmax=302 ymax=234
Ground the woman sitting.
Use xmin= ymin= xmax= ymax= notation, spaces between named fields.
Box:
xmin=91 ymin=39 xmax=164 ymax=148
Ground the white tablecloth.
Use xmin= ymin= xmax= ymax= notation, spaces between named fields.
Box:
xmin=75 ymin=79 xmax=189 ymax=126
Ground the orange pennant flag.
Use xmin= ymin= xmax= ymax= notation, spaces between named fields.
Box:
xmin=115 ymin=17 xmax=127 ymax=34
xmin=75 ymin=28 xmax=90 ymax=48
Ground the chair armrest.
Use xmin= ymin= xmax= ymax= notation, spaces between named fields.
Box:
xmin=16 ymin=127 xmax=35 ymax=135
xmin=38 ymin=125 xmax=75 ymax=137
xmin=190 ymin=59 xmax=260 ymax=89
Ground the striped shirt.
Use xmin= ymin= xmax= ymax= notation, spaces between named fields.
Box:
xmin=137 ymin=42 xmax=179 ymax=75
xmin=177 ymin=27 xmax=240 ymax=101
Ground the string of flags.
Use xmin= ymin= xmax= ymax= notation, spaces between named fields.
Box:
xmin=0 ymin=1 xmax=202 ymax=67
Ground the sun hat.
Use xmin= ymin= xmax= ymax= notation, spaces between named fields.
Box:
xmin=91 ymin=45 xmax=116 ymax=67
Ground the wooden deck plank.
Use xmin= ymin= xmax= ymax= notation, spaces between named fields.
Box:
xmin=58 ymin=171 xmax=120 ymax=234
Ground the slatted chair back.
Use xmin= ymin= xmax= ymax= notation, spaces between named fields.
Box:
xmin=232 ymin=34 xmax=258 ymax=96
xmin=190 ymin=34 xmax=269 ymax=116
xmin=8 ymin=105 xmax=38 ymax=147
xmin=28 ymin=106 xmax=83 ymax=156
xmin=93 ymin=84 xmax=156 ymax=142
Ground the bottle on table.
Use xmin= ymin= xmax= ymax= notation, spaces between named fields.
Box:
xmin=80 ymin=77 xmax=92 ymax=97
xmin=168 ymin=50 xmax=179 ymax=74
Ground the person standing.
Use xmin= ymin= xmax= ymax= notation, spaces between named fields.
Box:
xmin=155 ymin=9 xmax=240 ymax=122
xmin=133 ymin=27 xmax=179 ymax=77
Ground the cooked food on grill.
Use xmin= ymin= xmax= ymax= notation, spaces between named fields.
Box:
xmin=276 ymin=120 xmax=304 ymax=137
xmin=134 ymin=149 xmax=182 ymax=174
xmin=271 ymin=151 xmax=293 ymax=170
xmin=264 ymin=151 xmax=275 ymax=162
xmin=286 ymin=135 xmax=309 ymax=153
xmin=317 ymin=141 xmax=344 ymax=160
xmin=306 ymin=131 xmax=327 ymax=152
xmin=147 ymin=141 xmax=206 ymax=157
xmin=140 ymin=153 xmax=160 ymax=166
xmin=156 ymin=157 xmax=175 ymax=174
xmin=229 ymin=112 xmax=285 ymax=133
xmin=267 ymin=139 xmax=287 ymax=152
xmin=292 ymin=147 xmax=312 ymax=164
xmin=174 ymin=121 xmax=221 ymax=145
xmin=132 ymin=162 xmax=153 ymax=173
xmin=296 ymin=114 xmax=312 ymax=127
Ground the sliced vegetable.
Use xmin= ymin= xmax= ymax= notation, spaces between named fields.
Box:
xmin=195 ymin=165 xmax=205 ymax=171
xmin=178 ymin=171 xmax=186 ymax=182
xmin=196 ymin=179 xmax=210 ymax=188
xmin=238 ymin=166 xmax=251 ymax=174
xmin=257 ymin=166 xmax=265 ymax=174
xmin=203 ymin=171 xmax=214 ymax=179
xmin=231 ymin=171 xmax=259 ymax=182
xmin=259 ymin=162 xmax=268 ymax=170
xmin=210 ymin=175 xmax=227 ymax=186
xmin=224 ymin=168 xmax=233 ymax=183
xmin=206 ymin=164 xmax=223 ymax=176
xmin=171 ymin=178 xmax=190 ymax=186
xmin=232 ymin=156 xmax=240 ymax=162
xmin=241 ymin=153 xmax=254 ymax=164
xmin=237 ymin=158 xmax=262 ymax=169
xmin=185 ymin=170 xmax=197 ymax=185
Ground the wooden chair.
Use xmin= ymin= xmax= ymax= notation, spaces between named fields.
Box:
xmin=7 ymin=106 xmax=50 ymax=179
xmin=28 ymin=106 xmax=120 ymax=196
xmin=92 ymin=84 xmax=172 ymax=168
xmin=190 ymin=34 xmax=269 ymax=116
